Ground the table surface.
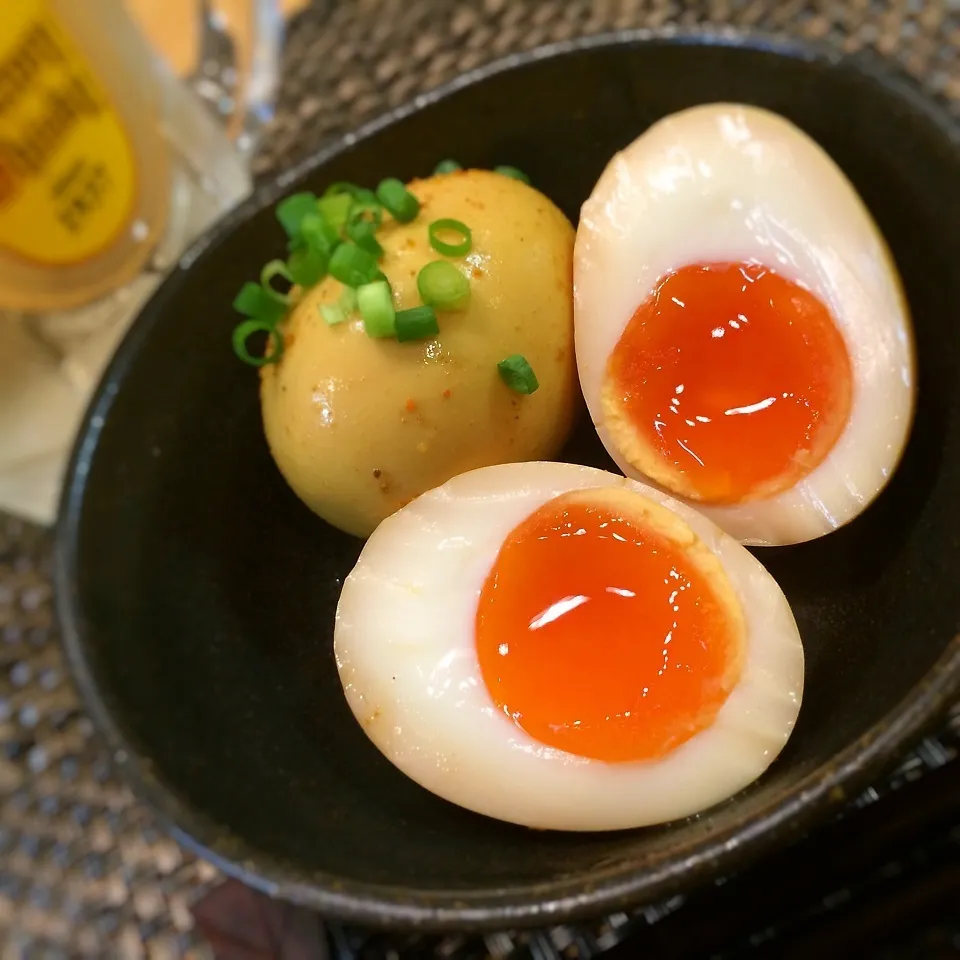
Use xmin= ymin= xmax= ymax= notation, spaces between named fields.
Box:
xmin=3 ymin=1 xmax=960 ymax=956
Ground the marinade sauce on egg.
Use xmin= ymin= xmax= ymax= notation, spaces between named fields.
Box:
xmin=475 ymin=487 xmax=745 ymax=762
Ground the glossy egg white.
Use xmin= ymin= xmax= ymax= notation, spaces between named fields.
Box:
xmin=574 ymin=103 xmax=915 ymax=546
xmin=334 ymin=461 xmax=804 ymax=832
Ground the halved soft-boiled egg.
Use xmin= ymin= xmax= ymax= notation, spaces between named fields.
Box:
xmin=335 ymin=461 xmax=803 ymax=831
xmin=575 ymin=103 xmax=915 ymax=546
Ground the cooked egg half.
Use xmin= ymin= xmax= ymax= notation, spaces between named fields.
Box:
xmin=335 ymin=461 xmax=803 ymax=831
xmin=575 ymin=103 xmax=915 ymax=546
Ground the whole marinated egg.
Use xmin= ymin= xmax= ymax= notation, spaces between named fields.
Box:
xmin=261 ymin=169 xmax=576 ymax=539
xmin=335 ymin=461 xmax=803 ymax=831
xmin=574 ymin=103 xmax=915 ymax=546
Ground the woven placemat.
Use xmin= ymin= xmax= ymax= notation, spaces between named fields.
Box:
xmin=2 ymin=1 xmax=960 ymax=956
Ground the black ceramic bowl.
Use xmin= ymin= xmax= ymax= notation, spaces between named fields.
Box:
xmin=56 ymin=31 xmax=960 ymax=930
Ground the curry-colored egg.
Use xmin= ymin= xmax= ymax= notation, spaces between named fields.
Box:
xmin=260 ymin=169 xmax=577 ymax=537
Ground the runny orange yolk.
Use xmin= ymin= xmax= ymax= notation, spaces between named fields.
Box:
xmin=603 ymin=262 xmax=853 ymax=504
xmin=475 ymin=491 xmax=744 ymax=763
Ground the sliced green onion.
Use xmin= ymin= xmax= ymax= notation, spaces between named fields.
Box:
xmin=395 ymin=305 xmax=439 ymax=343
xmin=345 ymin=200 xmax=379 ymax=228
xmin=346 ymin=218 xmax=384 ymax=258
xmin=287 ymin=245 xmax=327 ymax=286
xmin=348 ymin=196 xmax=382 ymax=227
xmin=328 ymin=242 xmax=382 ymax=287
xmin=319 ymin=303 xmax=346 ymax=326
xmin=357 ymin=280 xmax=396 ymax=338
xmin=376 ymin=178 xmax=420 ymax=223
xmin=317 ymin=193 xmax=352 ymax=233
xmin=298 ymin=212 xmax=340 ymax=254
xmin=428 ymin=218 xmax=472 ymax=257
xmin=494 ymin=165 xmax=530 ymax=184
xmin=320 ymin=303 xmax=342 ymax=325
xmin=232 ymin=282 xmax=286 ymax=325
xmin=323 ymin=181 xmax=363 ymax=197
xmin=352 ymin=187 xmax=381 ymax=209
xmin=434 ymin=159 xmax=462 ymax=174
xmin=260 ymin=259 xmax=295 ymax=305
xmin=497 ymin=354 xmax=539 ymax=394
xmin=320 ymin=286 xmax=359 ymax=326
xmin=339 ymin=285 xmax=358 ymax=314
xmin=232 ymin=281 xmax=263 ymax=315
xmin=233 ymin=319 xmax=284 ymax=366
xmin=417 ymin=260 xmax=470 ymax=311
xmin=275 ymin=192 xmax=318 ymax=238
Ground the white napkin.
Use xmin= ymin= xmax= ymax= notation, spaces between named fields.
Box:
xmin=0 ymin=276 xmax=160 ymax=524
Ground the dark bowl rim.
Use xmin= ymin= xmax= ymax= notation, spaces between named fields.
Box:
xmin=54 ymin=25 xmax=960 ymax=931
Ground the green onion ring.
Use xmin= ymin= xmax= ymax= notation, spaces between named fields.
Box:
xmin=275 ymin=192 xmax=319 ymax=238
xmin=395 ymin=305 xmax=439 ymax=342
xmin=232 ymin=282 xmax=285 ymax=325
xmin=339 ymin=285 xmax=359 ymax=314
xmin=320 ymin=286 xmax=360 ymax=325
xmin=347 ymin=198 xmax=384 ymax=231
xmin=357 ymin=279 xmax=396 ymax=338
xmin=320 ymin=302 xmax=347 ymax=325
xmin=329 ymin=242 xmax=382 ymax=287
xmin=494 ymin=165 xmax=531 ymax=185
xmin=417 ymin=260 xmax=470 ymax=311
xmin=298 ymin=212 xmax=340 ymax=254
xmin=317 ymin=193 xmax=352 ymax=233
xmin=287 ymin=245 xmax=327 ymax=287
xmin=346 ymin=218 xmax=384 ymax=258
xmin=233 ymin=319 xmax=284 ymax=366
xmin=260 ymin=259 xmax=295 ymax=305
xmin=376 ymin=178 xmax=421 ymax=223
xmin=428 ymin=218 xmax=472 ymax=257
xmin=497 ymin=354 xmax=539 ymax=394
xmin=323 ymin=181 xmax=363 ymax=197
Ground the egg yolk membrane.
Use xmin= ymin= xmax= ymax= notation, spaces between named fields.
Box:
xmin=601 ymin=262 xmax=853 ymax=504
xmin=475 ymin=489 xmax=746 ymax=763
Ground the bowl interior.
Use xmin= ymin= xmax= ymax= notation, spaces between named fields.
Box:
xmin=58 ymin=34 xmax=960 ymax=925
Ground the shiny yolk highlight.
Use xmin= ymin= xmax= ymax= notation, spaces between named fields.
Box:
xmin=475 ymin=491 xmax=744 ymax=763
xmin=603 ymin=262 xmax=853 ymax=504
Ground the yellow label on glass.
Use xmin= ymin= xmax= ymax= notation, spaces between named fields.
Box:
xmin=0 ymin=0 xmax=137 ymax=265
